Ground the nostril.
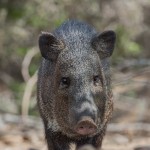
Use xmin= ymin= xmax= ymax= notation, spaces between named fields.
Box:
xmin=79 ymin=124 xmax=93 ymax=129
xmin=79 ymin=126 xmax=84 ymax=129
xmin=75 ymin=118 xmax=97 ymax=135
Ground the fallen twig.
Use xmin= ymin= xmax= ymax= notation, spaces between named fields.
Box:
xmin=21 ymin=71 xmax=37 ymax=117
xmin=21 ymin=47 xmax=38 ymax=82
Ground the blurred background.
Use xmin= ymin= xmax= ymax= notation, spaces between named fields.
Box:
xmin=0 ymin=0 xmax=150 ymax=150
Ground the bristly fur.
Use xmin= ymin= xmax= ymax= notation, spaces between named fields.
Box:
xmin=37 ymin=20 xmax=116 ymax=150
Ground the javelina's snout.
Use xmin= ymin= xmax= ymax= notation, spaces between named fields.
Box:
xmin=71 ymin=93 xmax=98 ymax=135
xmin=75 ymin=117 xmax=97 ymax=135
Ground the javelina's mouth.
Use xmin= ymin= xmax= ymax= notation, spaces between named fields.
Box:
xmin=74 ymin=117 xmax=97 ymax=136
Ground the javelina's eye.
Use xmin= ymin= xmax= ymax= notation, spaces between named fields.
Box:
xmin=60 ymin=77 xmax=70 ymax=88
xmin=93 ymin=75 xmax=101 ymax=86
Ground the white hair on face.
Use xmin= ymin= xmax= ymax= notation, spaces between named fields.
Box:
xmin=47 ymin=119 xmax=60 ymax=132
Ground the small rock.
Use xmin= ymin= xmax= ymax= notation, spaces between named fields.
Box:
xmin=113 ymin=134 xmax=129 ymax=144
xmin=0 ymin=134 xmax=23 ymax=145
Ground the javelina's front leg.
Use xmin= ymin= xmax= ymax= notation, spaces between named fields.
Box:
xmin=45 ymin=129 xmax=71 ymax=150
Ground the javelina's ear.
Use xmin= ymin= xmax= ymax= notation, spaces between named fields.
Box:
xmin=39 ymin=32 xmax=65 ymax=61
xmin=91 ymin=31 xmax=116 ymax=59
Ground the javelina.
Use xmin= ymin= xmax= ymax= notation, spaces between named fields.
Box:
xmin=37 ymin=20 xmax=116 ymax=150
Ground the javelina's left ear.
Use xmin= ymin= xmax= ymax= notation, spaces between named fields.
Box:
xmin=39 ymin=32 xmax=65 ymax=61
xmin=91 ymin=31 xmax=116 ymax=59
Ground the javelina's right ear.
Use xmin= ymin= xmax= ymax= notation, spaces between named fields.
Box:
xmin=39 ymin=32 xmax=65 ymax=61
xmin=91 ymin=31 xmax=116 ymax=59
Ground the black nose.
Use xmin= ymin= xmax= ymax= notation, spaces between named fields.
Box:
xmin=75 ymin=117 xmax=97 ymax=135
xmin=71 ymin=93 xmax=98 ymax=132
xmin=77 ymin=108 xmax=97 ymax=122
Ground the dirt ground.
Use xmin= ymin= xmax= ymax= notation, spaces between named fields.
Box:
xmin=0 ymin=67 xmax=150 ymax=150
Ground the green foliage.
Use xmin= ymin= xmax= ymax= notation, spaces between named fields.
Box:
xmin=127 ymin=41 xmax=141 ymax=55
xmin=113 ymin=25 xmax=142 ymax=63
xmin=0 ymin=1 xmax=25 ymax=21
xmin=16 ymin=47 xmax=28 ymax=57
xmin=53 ymin=14 xmax=67 ymax=28
xmin=27 ymin=16 xmax=49 ymax=28
xmin=123 ymin=90 xmax=137 ymax=99
xmin=28 ymin=97 xmax=39 ymax=116
xmin=8 ymin=81 xmax=25 ymax=114
xmin=29 ymin=54 xmax=41 ymax=76
xmin=9 ymin=81 xmax=24 ymax=100
xmin=25 ymin=4 xmax=49 ymax=28
xmin=7 ymin=6 xmax=25 ymax=20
